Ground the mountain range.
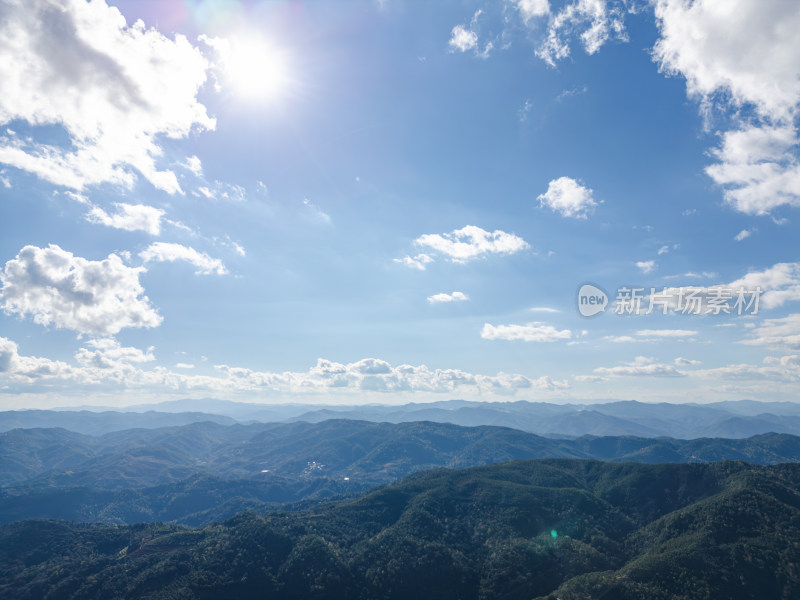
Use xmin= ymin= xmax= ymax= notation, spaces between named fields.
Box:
xmin=3 ymin=459 xmax=799 ymax=599
xmin=3 ymin=419 xmax=800 ymax=526
xmin=8 ymin=398 xmax=800 ymax=438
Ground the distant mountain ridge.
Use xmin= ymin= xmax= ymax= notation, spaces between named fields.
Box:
xmin=8 ymin=398 xmax=800 ymax=438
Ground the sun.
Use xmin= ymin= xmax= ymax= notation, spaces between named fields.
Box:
xmin=222 ymin=35 xmax=291 ymax=102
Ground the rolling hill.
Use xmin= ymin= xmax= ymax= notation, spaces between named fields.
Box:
xmin=2 ymin=459 xmax=799 ymax=599
xmin=2 ymin=419 xmax=800 ymax=526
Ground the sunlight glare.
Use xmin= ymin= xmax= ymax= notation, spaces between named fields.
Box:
xmin=224 ymin=35 xmax=290 ymax=102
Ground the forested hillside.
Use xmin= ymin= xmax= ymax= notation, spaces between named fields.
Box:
xmin=2 ymin=459 xmax=799 ymax=599
xmin=3 ymin=420 xmax=800 ymax=525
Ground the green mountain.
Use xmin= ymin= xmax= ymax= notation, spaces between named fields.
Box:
xmin=3 ymin=420 xmax=800 ymax=526
xmin=2 ymin=459 xmax=799 ymax=599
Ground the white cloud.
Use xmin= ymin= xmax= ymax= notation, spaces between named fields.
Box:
xmin=594 ymin=356 xmax=686 ymax=377
xmin=515 ymin=0 xmax=550 ymax=24
xmin=64 ymin=190 xmax=89 ymax=204
xmin=0 ymin=333 xmax=572 ymax=398
xmin=635 ymin=263 xmax=799 ymax=317
xmin=536 ymin=0 xmax=628 ymax=66
xmin=657 ymin=245 xmax=670 ymax=255
xmin=529 ymin=306 xmax=560 ymax=313
xmin=727 ymin=262 xmax=800 ymax=310
xmin=734 ymin=228 xmax=754 ymax=241
xmin=739 ymin=314 xmax=800 ymax=350
xmin=653 ymin=0 xmax=800 ymax=124
xmin=181 ymin=155 xmax=203 ymax=177
xmin=75 ymin=337 xmax=154 ymax=369
xmin=415 ymin=225 xmax=529 ymax=263
xmin=0 ymin=244 xmax=162 ymax=335
xmin=427 ymin=291 xmax=469 ymax=304
xmin=653 ymin=1 xmax=800 ymax=214
xmin=219 ymin=357 xmax=570 ymax=395
xmin=393 ymin=254 xmax=434 ymax=271
xmin=537 ymin=176 xmax=597 ymax=218
xmin=693 ymin=354 xmax=800 ymax=383
xmin=636 ymin=329 xmax=698 ymax=338
xmin=645 ymin=263 xmax=800 ymax=320
xmin=0 ymin=336 xmax=71 ymax=381
xmin=448 ymin=10 xmax=493 ymax=58
xmin=604 ymin=335 xmax=637 ymax=343
xmin=481 ymin=322 xmax=572 ymax=342
xmin=139 ymin=242 xmax=227 ymax=275
xmin=449 ymin=25 xmax=478 ymax=53
xmin=86 ymin=202 xmax=165 ymax=235
xmin=706 ymin=125 xmax=800 ymax=215
xmin=636 ymin=260 xmax=656 ymax=274
xmin=674 ymin=357 xmax=702 ymax=366
xmin=0 ymin=0 xmax=215 ymax=193
xmin=574 ymin=374 xmax=607 ymax=383
xmin=191 ymin=180 xmax=246 ymax=202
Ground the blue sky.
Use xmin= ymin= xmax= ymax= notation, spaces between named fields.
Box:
xmin=1 ymin=0 xmax=799 ymax=408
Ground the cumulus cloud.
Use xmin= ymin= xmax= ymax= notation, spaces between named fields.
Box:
xmin=0 ymin=0 xmax=215 ymax=192
xmin=139 ymin=242 xmax=227 ymax=275
xmin=653 ymin=0 xmax=800 ymax=124
xmin=1 ymin=333 xmax=572 ymax=398
xmin=515 ymin=0 xmax=550 ymax=24
xmin=449 ymin=24 xmax=478 ymax=53
xmin=536 ymin=0 xmax=628 ymax=66
xmin=642 ymin=263 xmax=800 ymax=317
xmin=734 ymin=228 xmax=754 ymax=241
xmin=537 ymin=177 xmax=597 ymax=218
xmin=393 ymin=254 xmax=434 ymax=271
xmin=653 ymin=0 xmax=800 ymax=214
xmin=181 ymin=155 xmax=203 ymax=177
xmin=636 ymin=260 xmax=656 ymax=274
xmin=86 ymin=202 xmax=165 ymax=235
xmin=0 ymin=336 xmax=71 ymax=380
xmin=739 ymin=314 xmax=800 ymax=350
xmin=481 ymin=322 xmax=572 ymax=342
xmin=727 ymin=262 xmax=800 ymax=310
xmin=415 ymin=225 xmax=529 ymax=263
xmin=448 ymin=9 xmax=493 ymax=58
xmin=594 ymin=356 xmax=686 ymax=377
xmin=217 ymin=357 xmax=569 ymax=395
xmin=705 ymin=125 xmax=800 ymax=215
xmin=693 ymin=354 xmax=800 ymax=383
xmin=427 ymin=291 xmax=469 ymax=304
xmin=74 ymin=337 xmax=155 ymax=369
xmin=0 ymin=244 xmax=162 ymax=335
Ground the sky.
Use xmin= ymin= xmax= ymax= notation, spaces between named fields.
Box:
xmin=1 ymin=0 xmax=800 ymax=408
